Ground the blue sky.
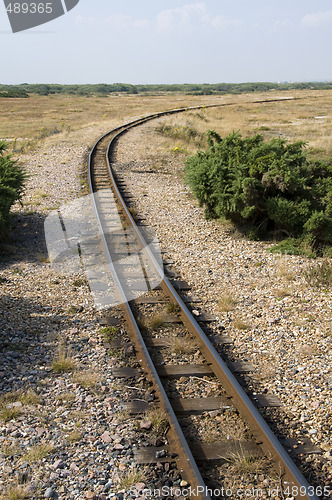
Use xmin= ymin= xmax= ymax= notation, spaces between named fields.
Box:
xmin=1 ymin=0 xmax=332 ymax=84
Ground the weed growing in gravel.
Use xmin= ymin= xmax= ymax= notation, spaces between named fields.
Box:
xmin=156 ymin=122 xmax=205 ymax=148
xmin=34 ymin=409 xmax=49 ymax=425
xmin=144 ymin=407 xmax=169 ymax=436
xmin=52 ymin=346 xmax=77 ymax=373
xmin=73 ymin=369 xmax=99 ymax=389
xmin=0 ymin=485 xmax=29 ymax=500
xmin=225 ymin=452 xmax=265 ymax=476
xmin=148 ymin=314 xmax=165 ymax=330
xmin=204 ymin=425 xmax=221 ymax=444
xmin=218 ymin=293 xmax=237 ymax=312
xmin=304 ymin=259 xmax=332 ymax=287
xmin=1 ymin=442 xmax=20 ymax=458
xmin=66 ymin=430 xmax=82 ymax=443
xmin=165 ymin=302 xmax=180 ymax=313
xmin=233 ymin=319 xmax=251 ymax=330
xmin=169 ymin=335 xmax=197 ymax=355
xmin=255 ymin=358 xmax=277 ymax=381
xmin=19 ymin=389 xmax=41 ymax=405
xmin=0 ymin=391 xmax=21 ymax=405
xmin=54 ymin=392 xmax=75 ymax=402
xmin=274 ymin=288 xmax=292 ymax=299
xmin=72 ymin=277 xmax=87 ymax=287
xmin=114 ymin=409 xmax=131 ymax=423
xmin=22 ymin=442 xmax=54 ymax=463
xmin=119 ymin=468 xmax=147 ymax=490
xmin=276 ymin=264 xmax=295 ymax=281
xmin=107 ymin=348 xmax=122 ymax=359
xmin=0 ymin=406 xmax=22 ymax=422
xmin=101 ymin=325 xmax=119 ymax=343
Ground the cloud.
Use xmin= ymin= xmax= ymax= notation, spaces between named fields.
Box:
xmin=156 ymin=3 xmax=241 ymax=32
xmin=301 ymin=11 xmax=332 ymax=27
xmin=75 ymin=14 xmax=149 ymax=30
xmin=273 ymin=19 xmax=293 ymax=30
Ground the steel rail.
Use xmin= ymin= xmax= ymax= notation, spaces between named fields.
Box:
xmin=102 ymin=112 xmax=320 ymax=500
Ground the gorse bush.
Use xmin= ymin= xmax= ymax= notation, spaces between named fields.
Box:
xmin=0 ymin=141 xmax=27 ymax=239
xmin=185 ymin=131 xmax=332 ymax=252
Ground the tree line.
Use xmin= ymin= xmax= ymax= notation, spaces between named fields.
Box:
xmin=1 ymin=81 xmax=332 ymax=97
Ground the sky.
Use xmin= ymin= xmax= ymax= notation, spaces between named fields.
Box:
xmin=1 ymin=0 xmax=332 ymax=84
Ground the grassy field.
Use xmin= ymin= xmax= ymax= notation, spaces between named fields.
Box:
xmin=150 ymin=89 xmax=332 ymax=160
xmin=0 ymin=93 xmax=221 ymax=151
xmin=1 ymin=89 xmax=332 ymax=160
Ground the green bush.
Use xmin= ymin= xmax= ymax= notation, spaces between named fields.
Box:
xmin=0 ymin=141 xmax=27 ymax=240
xmin=185 ymin=131 xmax=332 ymax=253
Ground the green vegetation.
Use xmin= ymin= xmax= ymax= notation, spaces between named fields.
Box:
xmin=100 ymin=325 xmax=119 ymax=343
xmin=185 ymin=131 xmax=332 ymax=256
xmin=0 ymin=141 xmax=27 ymax=240
xmin=1 ymin=81 xmax=332 ymax=97
xmin=0 ymin=89 xmax=28 ymax=98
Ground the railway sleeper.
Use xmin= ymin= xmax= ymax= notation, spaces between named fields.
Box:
xmin=134 ymin=441 xmax=263 ymax=464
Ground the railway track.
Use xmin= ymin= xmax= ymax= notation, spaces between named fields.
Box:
xmin=87 ymin=104 xmax=320 ymax=500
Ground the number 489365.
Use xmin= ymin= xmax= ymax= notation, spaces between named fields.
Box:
xmin=6 ymin=3 xmax=53 ymax=14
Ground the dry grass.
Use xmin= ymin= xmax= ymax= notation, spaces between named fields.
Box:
xmin=203 ymin=411 xmax=247 ymax=442
xmin=54 ymin=392 xmax=76 ymax=402
xmin=22 ymin=442 xmax=54 ymax=463
xmin=66 ymin=430 xmax=82 ymax=443
xmin=0 ymin=388 xmax=40 ymax=419
xmin=118 ymin=468 xmax=147 ymax=490
xmin=233 ymin=319 xmax=251 ymax=330
xmin=218 ymin=293 xmax=237 ymax=312
xmin=148 ymin=314 xmax=165 ymax=330
xmin=225 ymin=451 xmax=266 ymax=476
xmin=0 ymin=485 xmax=30 ymax=500
xmin=0 ymin=406 xmax=22 ymax=422
xmin=276 ymin=264 xmax=295 ymax=281
xmin=1 ymin=90 xmax=332 ymax=165
xmin=255 ymin=358 xmax=277 ymax=381
xmin=143 ymin=407 xmax=169 ymax=436
xmin=52 ymin=345 xmax=77 ymax=373
xmin=304 ymin=259 xmax=332 ymax=287
xmin=73 ymin=369 xmax=99 ymax=389
xmin=1 ymin=442 xmax=20 ymax=458
xmin=168 ymin=335 xmax=197 ymax=355
xmin=165 ymin=302 xmax=181 ymax=313
xmin=149 ymin=90 xmax=332 ymax=166
xmin=0 ymin=93 xmax=224 ymax=152
xmin=274 ymin=288 xmax=292 ymax=299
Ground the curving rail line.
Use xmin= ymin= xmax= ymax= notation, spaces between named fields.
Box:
xmin=88 ymin=103 xmax=320 ymax=500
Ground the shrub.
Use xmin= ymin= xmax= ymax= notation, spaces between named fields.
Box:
xmin=0 ymin=141 xmax=27 ymax=240
xmin=185 ymin=131 xmax=332 ymax=253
